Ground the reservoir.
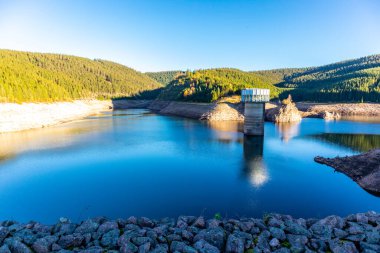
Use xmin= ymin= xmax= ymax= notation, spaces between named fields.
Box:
xmin=0 ymin=109 xmax=379 ymax=223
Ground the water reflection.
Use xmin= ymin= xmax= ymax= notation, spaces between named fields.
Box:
xmin=206 ymin=121 xmax=243 ymax=143
xmin=0 ymin=119 xmax=111 ymax=162
xmin=310 ymin=133 xmax=380 ymax=152
xmin=242 ymin=136 xmax=268 ymax=187
xmin=276 ymin=122 xmax=300 ymax=142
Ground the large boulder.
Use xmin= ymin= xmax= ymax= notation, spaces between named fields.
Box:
xmin=266 ymin=95 xmax=302 ymax=123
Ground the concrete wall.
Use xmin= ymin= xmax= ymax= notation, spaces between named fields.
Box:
xmin=244 ymin=103 xmax=265 ymax=135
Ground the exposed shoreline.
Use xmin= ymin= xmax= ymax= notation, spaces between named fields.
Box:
xmin=1 ymin=100 xmax=380 ymax=133
xmin=1 ymin=212 xmax=379 ymax=252
xmin=315 ymin=149 xmax=380 ymax=196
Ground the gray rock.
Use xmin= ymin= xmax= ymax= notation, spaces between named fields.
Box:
xmin=193 ymin=239 xmax=220 ymax=253
xmin=166 ymin=234 xmax=182 ymax=243
xmin=149 ymin=244 xmax=168 ymax=253
xmin=193 ymin=227 xmax=226 ymax=250
xmin=284 ymin=221 xmax=310 ymax=237
xmin=182 ymin=230 xmax=194 ymax=241
xmin=120 ymin=242 xmax=138 ymax=253
xmin=269 ymin=238 xmax=280 ymax=248
xmin=347 ymin=213 xmax=369 ymax=224
xmin=0 ymin=227 xmax=10 ymax=244
xmin=100 ymin=229 xmax=120 ymax=248
xmin=238 ymin=221 xmax=254 ymax=232
xmin=32 ymin=223 xmax=52 ymax=234
xmin=131 ymin=236 xmax=153 ymax=247
xmin=54 ymin=223 xmax=77 ymax=235
xmin=170 ymin=240 xmax=187 ymax=252
xmin=138 ymin=217 xmax=154 ymax=228
xmin=333 ymin=228 xmax=348 ymax=238
xmin=273 ymin=248 xmax=291 ymax=253
xmin=51 ymin=243 xmax=62 ymax=251
xmin=126 ymin=216 xmax=138 ymax=225
xmin=59 ymin=217 xmax=70 ymax=224
xmin=138 ymin=242 xmax=151 ymax=253
xmin=79 ymin=246 xmax=104 ymax=253
xmin=207 ymin=219 xmax=222 ymax=229
xmin=225 ymin=234 xmax=244 ymax=253
xmin=183 ymin=245 xmax=198 ymax=253
xmin=267 ymin=218 xmax=284 ymax=228
xmin=4 ymin=238 xmax=32 ymax=253
xmin=256 ymin=233 xmax=270 ymax=250
xmin=309 ymin=223 xmax=332 ymax=239
xmin=32 ymin=235 xmax=58 ymax=253
xmin=365 ymin=231 xmax=380 ymax=244
xmin=347 ymin=222 xmax=364 ymax=234
xmin=177 ymin=216 xmax=196 ymax=228
xmin=75 ymin=219 xmax=99 ymax=234
xmin=286 ymin=234 xmax=308 ymax=248
xmin=0 ymin=245 xmax=11 ymax=253
xmin=250 ymin=227 xmax=260 ymax=234
xmin=193 ymin=217 xmax=206 ymax=229
xmin=345 ymin=234 xmax=366 ymax=242
xmin=314 ymin=215 xmax=344 ymax=229
xmin=57 ymin=233 xmax=84 ymax=248
xmin=118 ymin=230 xmax=139 ymax=246
xmin=360 ymin=242 xmax=380 ymax=252
xmin=329 ymin=240 xmax=358 ymax=253
xmin=98 ymin=221 xmax=118 ymax=234
xmin=269 ymin=227 xmax=286 ymax=240
xmin=13 ymin=229 xmax=37 ymax=245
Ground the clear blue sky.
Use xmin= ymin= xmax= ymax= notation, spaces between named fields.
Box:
xmin=0 ymin=0 xmax=379 ymax=72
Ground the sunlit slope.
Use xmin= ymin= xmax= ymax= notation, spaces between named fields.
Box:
xmin=276 ymin=55 xmax=380 ymax=102
xmin=158 ymin=68 xmax=281 ymax=102
xmin=0 ymin=50 xmax=162 ymax=102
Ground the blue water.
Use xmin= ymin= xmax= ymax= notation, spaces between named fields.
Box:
xmin=0 ymin=109 xmax=379 ymax=224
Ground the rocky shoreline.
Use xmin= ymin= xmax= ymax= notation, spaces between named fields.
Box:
xmin=1 ymin=99 xmax=379 ymax=133
xmin=0 ymin=212 xmax=379 ymax=253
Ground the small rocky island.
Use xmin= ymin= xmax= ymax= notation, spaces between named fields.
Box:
xmin=315 ymin=149 xmax=380 ymax=196
xmin=1 ymin=212 xmax=379 ymax=253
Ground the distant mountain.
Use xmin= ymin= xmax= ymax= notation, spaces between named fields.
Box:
xmin=0 ymin=50 xmax=162 ymax=102
xmin=145 ymin=71 xmax=184 ymax=86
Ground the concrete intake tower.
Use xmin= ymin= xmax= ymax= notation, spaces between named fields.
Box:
xmin=241 ymin=88 xmax=270 ymax=135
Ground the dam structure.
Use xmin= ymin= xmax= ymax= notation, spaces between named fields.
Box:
xmin=241 ymin=88 xmax=270 ymax=135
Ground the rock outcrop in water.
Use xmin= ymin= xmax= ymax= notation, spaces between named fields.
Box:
xmin=266 ymin=96 xmax=302 ymax=123
xmin=315 ymin=149 xmax=380 ymax=195
xmin=319 ymin=111 xmax=341 ymax=120
xmin=0 ymin=212 xmax=379 ymax=253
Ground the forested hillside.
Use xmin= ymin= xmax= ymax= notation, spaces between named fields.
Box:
xmin=158 ymin=68 xmax=282 ymax=102
xmin=156 ymin=55 xmax=380 ymax=103
xmin=145 ymin=71 xmax=184 ymax=86
xmin=1 ymin=50 xmax=379 ymax=103
xmin=276 ymin=55 xmax=380 ymax=102
xmin=0 ymin=50 xmax=162 ymax=102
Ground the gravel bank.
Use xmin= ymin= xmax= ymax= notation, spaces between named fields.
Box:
xmin=0 ymin=212 xmax=379 ymax=252
xmin=296 ymin=103 xmax=380 ymax=117
xmin=0 ymin=101 xmax=113 ymax=133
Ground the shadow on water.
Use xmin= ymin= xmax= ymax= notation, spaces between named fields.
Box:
xmin=309 ymin=133 xmax=380 ymax=152
xmin=242 ymin=135 xmax=269 ymax=188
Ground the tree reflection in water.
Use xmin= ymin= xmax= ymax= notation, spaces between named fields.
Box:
xmin=243 ymin=135 xmax=268 ymax=187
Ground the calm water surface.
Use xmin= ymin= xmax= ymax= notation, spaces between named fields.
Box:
xmin=0 ymin=109 xmax=379 ymax=223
